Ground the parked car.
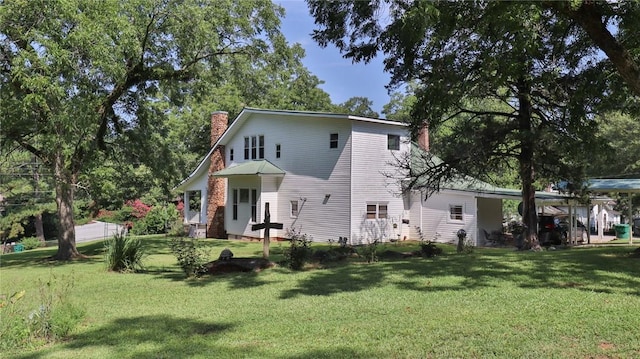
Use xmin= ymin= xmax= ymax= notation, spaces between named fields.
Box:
xmin=557 ymin=219 xmax=588 ymax=243
xmin=538 ymin=215 xmax=563 ymax=246
xmin=538 ymin=214 xmax=587 ymax=245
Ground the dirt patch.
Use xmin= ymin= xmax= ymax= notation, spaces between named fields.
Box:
xmin=598 ymin=341 xmax=615 ymax=350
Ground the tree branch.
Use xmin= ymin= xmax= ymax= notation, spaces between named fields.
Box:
xmin=545 ymin=1 xmax=640 ymax=96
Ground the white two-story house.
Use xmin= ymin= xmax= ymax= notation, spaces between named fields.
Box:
xmin=176 ymin=108 xmax=574 ymax=246
xmin=176 ymin=108 xmax=413 ymax=244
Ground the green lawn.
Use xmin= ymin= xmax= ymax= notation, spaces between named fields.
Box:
xmin=2 ymin=237 xmax=640 ymax=358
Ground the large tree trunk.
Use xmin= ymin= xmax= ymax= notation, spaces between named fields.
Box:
xmin=53 ymin=152 xmax=81 ymax=260
xmin=34 ymin=213 xmax=45 ymax=244
xmin=517 ymin=78 xmax=541 ymax=250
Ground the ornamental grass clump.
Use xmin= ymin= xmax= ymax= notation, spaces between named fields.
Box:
xmin=104 ymin=230 xmax=145 ymax=272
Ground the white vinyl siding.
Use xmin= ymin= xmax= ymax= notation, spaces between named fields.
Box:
xmin=350 ymin=122 xmax=410 ymax=244
xmin=420 ymin=191 xmax=477 ymax=244
xmin=223 ymin=113 xmax=352 ymax=241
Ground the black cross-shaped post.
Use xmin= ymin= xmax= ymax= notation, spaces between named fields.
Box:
xmin=251 ymin=202 xmax=283 ymax=259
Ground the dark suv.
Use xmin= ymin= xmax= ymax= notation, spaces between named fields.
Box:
xmin=538 ymin=215 xmax=563 ymax=246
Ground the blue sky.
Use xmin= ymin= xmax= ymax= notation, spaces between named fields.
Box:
xmin=276 ymin=0 xmax=392 ymax=115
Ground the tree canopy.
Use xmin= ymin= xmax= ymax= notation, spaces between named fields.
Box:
xmin=0 ymin=0 xmax=302 ymax=259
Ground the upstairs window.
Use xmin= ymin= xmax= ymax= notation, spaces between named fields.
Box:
xmin=276 ymin=144 xmax=281 ymax=158
xmin=330 ymin=133 xmax=338 ymax=148
xmin=244 ymin=137 xmax=250 ymax=159
xmin=258 ymin=136 xmax=265 ymax=159
xmin=230 ymin=148 xmax=234 ymax=161
xmin=387 ymin=134 xmax=400 ymax=150
xmin=244 ymin=135 xmax=265 ymax=159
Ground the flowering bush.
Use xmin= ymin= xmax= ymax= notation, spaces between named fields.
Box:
xmin=126 ymin=199 xmax=151 ymax=219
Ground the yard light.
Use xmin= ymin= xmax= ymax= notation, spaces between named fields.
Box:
xmin=456 ymin=229 xmax=467 ymax=253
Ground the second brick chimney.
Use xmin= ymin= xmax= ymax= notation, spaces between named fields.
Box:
xmin=417 ymin=121 xmax=430 ymax=152
xmin=207 ymin=111 xmax=228 ymax=238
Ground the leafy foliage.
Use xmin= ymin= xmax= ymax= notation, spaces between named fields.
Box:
xmin=0 ymin=0 xmax=305 ymax=259
xmin=20 ymin=237 xmax=43 ymax=250
xmin=283 ymin=228 xmax=313 ymax=270
xmin=169 ymin=237 xmax=210 ymax=277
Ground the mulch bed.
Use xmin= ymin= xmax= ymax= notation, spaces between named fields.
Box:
xmin=205 ymin=257 xmax=275 ymax=274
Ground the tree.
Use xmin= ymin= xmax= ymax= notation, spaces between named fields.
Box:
xmin=543 ymin=1 xmax=640 ymax=97
xmin=308 ymin=0 xmax=608 ymax=248
xmin=334 ymin=96 xmax=379 ymax=118
xmin=1 ymin=0 xmax=285 ymax=259
xmin=0 ymin=149 xmax=55 ymax=243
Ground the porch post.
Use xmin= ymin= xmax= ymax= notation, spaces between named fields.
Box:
xmin=597 ymin=204 xmax=604 ymax=240
xmin=184 ymin=191 xmax=190 ymax=223
xmin=201 ymin=188 xmax=208 ymax=225
xmin=629 ymin=193 xmax=633 ymax=245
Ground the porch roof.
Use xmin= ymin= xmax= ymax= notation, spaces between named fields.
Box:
xmin=212 ymin=160 xmax=285 ymax=177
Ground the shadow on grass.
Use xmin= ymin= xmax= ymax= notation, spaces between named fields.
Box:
xmin=13 ymin=315 xmax=239 ymax=359
xmin=273 ymin=244 xmax=640 ymax=299
xmin=382 ymin=245 xmax=640 ymax=296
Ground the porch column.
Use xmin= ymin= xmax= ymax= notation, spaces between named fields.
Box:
xmin=597 ymin=204 xmax=604 ymax=240
xmin=200 ymin=189 xmax=208 ymax=225
xmin=184 ymin=191 xmax=191 ymax=224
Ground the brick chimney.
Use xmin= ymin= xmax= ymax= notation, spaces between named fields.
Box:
xmin=207 ymin=111 xmax=228 ymax=238
xmin=417 ymin=122 xmax=430 ymax=152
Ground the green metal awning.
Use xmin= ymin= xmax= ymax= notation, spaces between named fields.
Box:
xmin=212 ymin=160 xmax=285 ymax=177
xmin=587 ymin=178 xmax=640 ymax=193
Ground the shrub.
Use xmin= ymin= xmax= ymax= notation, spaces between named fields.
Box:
xmin=416 ymin=226 xmax=442 ymax=258
xmin=169 ymin=237 xmax=210 ymax=277
xmin=131 ymin=204 xmax=179 ymax=235
xmin=104 ymin=230 xmax=146 ymax=272
xmin=21 ymin=237 xmax=43 ymax=250
xmin=358 ymin=240 xmax=378 ymax=263
xmin=283 ymin=228 xmax=313 ymax=270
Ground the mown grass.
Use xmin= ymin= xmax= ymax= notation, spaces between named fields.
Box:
xmin=1 ymin=237 xmax=639 ymax=358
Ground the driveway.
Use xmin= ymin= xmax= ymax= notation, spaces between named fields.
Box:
xmin=75 ymin=221 xmax=124 ymax=243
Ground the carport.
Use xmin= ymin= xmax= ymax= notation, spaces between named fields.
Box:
xmin=586 ymin=178 xmax=640 ymax=244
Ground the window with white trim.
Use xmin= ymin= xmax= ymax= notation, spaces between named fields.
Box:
xmin=366 ymin=203 xmax=388 ymax=219
xmin=330 ymin=133 xmax=338 ymax=148
xmin=244 ymin=135 xmax=265 ymax=160
xmin=449 ymin=204 xmax=463 ymax=221
xmin=387 ymin=134 xmax=400 ymax=150
xmin=290 ymin=200 xmax=299 ymax=218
